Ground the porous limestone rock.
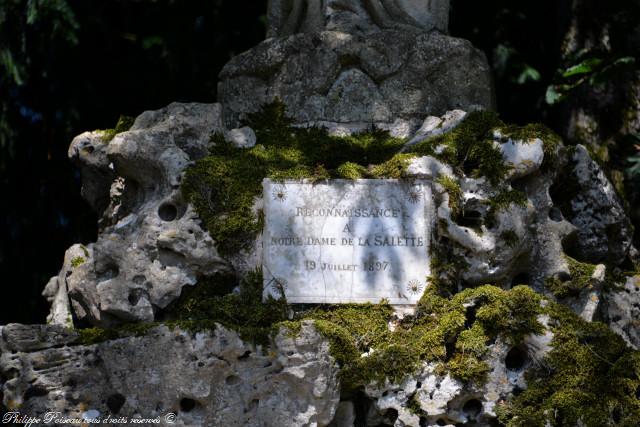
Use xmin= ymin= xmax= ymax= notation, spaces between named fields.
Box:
xmin=267 ymin=0 xmax=450 ymax=37
xmin=0 ymin=321 xmax=339 ymax=426
xmin=362 ymin=338 xmax=534 ymax=426
xmin=45 ymin=103 xmax=231 ymax=327
xmin=218 ymin=30 xmax=493 ymax=128
xmin=604 ymin=274 xmax=640 ymax=350
xmin=552 ymin=144 xmax=634 ymax=264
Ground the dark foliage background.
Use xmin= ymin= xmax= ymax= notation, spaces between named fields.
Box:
xmin=0 ymin=0 xmax=638 ymax=324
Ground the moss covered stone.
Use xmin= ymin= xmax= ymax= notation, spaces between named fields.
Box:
xmin=98 ymin=115 xmax=135 ymax=142
xmin=182 ymin=101 xmax=560 ymax=258
xmin=410 ymin=111 xmax=509 ymax=185
xmin=545 ymin=255 xmax=597 ymax=299
xmin=436 ymin=175 xmax=462 ymax=218
xmin=181 ymin=101 xmax=406 ymax=256
xmin=497 ymin=303 xmax=640 ymax=427
xmin=70 ymin=256 xmax=85 ymax=268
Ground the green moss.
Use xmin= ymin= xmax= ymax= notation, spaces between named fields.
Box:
xmin=545 ymin=255 xmax=597 ymax=299
xmin=409 ymin=111 xmax=510 ymax=185
xmin=499 ymin=122 xmax=563 ymax=170
xmin=497 ymin=303 xmax=640 ymax=427
xmin=164 ymin=270 xmax=289 ymax=346
xmin=98 ymin=115 xmax=135 ymax=142
xmin=406 ymin=394 xmax=425 ymax=416
xmin=335 ymin=162 xmax=367 ymax=179
xmin=500 ymin=230 xmax=519 ymax=247
xmin=284 ymin=285 xmax=545 ymax=390
xmin=75 ymin=322 xmax=156 ymax=345
xmin=70 ymin=256 xmax=85 ymax=267
xmin=485 ymin=189 xmax=528 ymax=228
xmin=182 ymin=100 xmax=407 ymax=256
xmin=436 ymin=175 xmax=462 ymax=218
xmin=183 ymin=102 xmax=559 ymax=258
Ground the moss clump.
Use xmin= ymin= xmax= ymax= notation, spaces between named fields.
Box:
xmin=182 ymin=101 xmax=406 ymax=256
xmin=75 ymin=322 xmax=156 ymax=346
xmin=410 ymin=111 xmax=509 ymax=185
xmin=497 ymin=303 xmax=640 ymax=427
xmin=499 ymin=122 xmax=563 ymax=170
xmin=183 ymin=102 xmax=558 ymax=257
xmin=282 ymin=285 xmax=544 ymax=390
xmin=70 ymin=256 xmax=85 ymax=267
xmin=164 ymin=270 xmax=289 ymax=346
xmin=545 ymin=256 xmax=597 ymax=299
xmin=99 ymin=115 xmax=135 ymax=142
xmin=335 ymin=162 xmax=367 ymax=179
xmin=436 ymin=175 xmax=462 ymax=218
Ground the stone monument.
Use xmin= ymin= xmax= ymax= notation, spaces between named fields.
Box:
xmin=2 ymin=0 xmax=640 ymax=425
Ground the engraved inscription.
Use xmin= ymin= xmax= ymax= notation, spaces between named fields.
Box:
xmin=262 ymin=179 xmax=432 ymax=304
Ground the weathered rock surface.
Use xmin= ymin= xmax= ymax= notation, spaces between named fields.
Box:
xmin=218 ymin=30 xmax=493 ymax=128
xmin=45 ymin=103 xmax=231 ymax=327
xmin=551 ymin=145 xmax=634 ymax=264
xmin=267 ymin=0 xmax=450 ymax=37
xmin=604 ymin=274 xmax=640 ymax=350
xmin=363 ymin=339 xmax=529 ymax=427
xmin=0 ymin=322 xmax=340 ymax=426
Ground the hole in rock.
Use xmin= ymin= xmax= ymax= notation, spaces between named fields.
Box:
xmin=505 ymin=347 xmax=527 ymax=371
xmin=416 ymin=381 xmax=422 ymax=389
xmin=238 ymin=350 xmax=252 ymax=360
xmin=97 ymin=263 xmax=119 ymax=282
xmin=132 ymin=275 xmax=146 ymax=285
xmin=180 ymin=398 xmax=197 ymax=412
xmin=157 ymin=248 xmax=187 ymax=268
xmin=548 ymin=207 xmax=563 ymax=222
xmin=456 ymin=210 xmax=483 ymax=229
xmin=118 ymin=178 xmax=145 ymax=217
xmin=24 ymin=385 xmax=48 ymax=400
xmin=436 ymin=419 xmax=447 ymax=426
xmin=464 ymin=306 xmax=477 ymax=328
xmin=384 ymin=408 xmax=399 ymax=423
xmin=158 ymin=203 xmax=178 ymax=221
xmin=553 ymin=271 xmax=571 ymax=283
xmin=561 ymin=231 xmax=590 ymax=262
xmin=225 ymin=375 xmax=242 ymax=386
xmin=84 ymin=145 xmax=95 ymax=154
xmin=511 ymin=273 xmax=530 ymax=288
xmin=462 ymin=399 xmax=483 ymax=419
xmin=248 ymin=399 xmax=259 ymax=412
xmin=549 ymin=166 xmax=579 ymax=222
xmin=128 ymin=289 xmax=145 ymax=306
xmin=419 ymin=417 xmax=428 ymax=426
xmin=106 ymin=393 xmax=126 ymax=414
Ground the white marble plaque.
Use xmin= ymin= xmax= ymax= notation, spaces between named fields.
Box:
xmin=262 ymin=179 xmax=433 ymax=304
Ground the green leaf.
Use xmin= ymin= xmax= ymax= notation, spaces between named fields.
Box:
xmin=545 ymin=85 xmax=563 ymax=105
xmin=627 ymin=155 xmax=640 ymax=176
xmin=562 ymin=58 xmax=603 ymax=78
xmin=517 ymin=65 xmax=541 ymax=84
